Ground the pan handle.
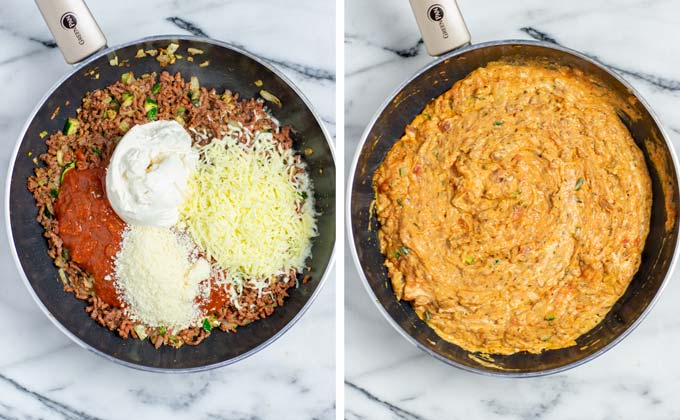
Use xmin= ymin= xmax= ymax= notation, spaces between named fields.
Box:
xmin=409 ymin=0 xmax=471 ymax=56
xmin=34 ymin=0 xmax=107 ymax=64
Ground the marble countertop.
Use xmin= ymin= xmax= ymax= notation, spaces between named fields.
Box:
xmin=345 ymin=0 xmax=680 ymax=418
xmin=0 ymin=1 xmax=335 ymax=419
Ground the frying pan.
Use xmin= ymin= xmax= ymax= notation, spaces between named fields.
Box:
xmin=5 ymin=0 xmax=336 ymax=372
xmin=348 ymin=0 xmax=680 ymax=376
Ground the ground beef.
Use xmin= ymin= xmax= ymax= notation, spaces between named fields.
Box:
xmin=28 ymin=70 xmax=303 ymax=348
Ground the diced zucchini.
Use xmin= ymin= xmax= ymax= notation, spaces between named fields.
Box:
xmin=152 ymin=83 xmax=161 ymax=94
xmin=103 ymin=96 xmax=113 ymax=104
xmin=119 ymin=121 xmax=130 ymax=133
xmin=110 ymin=99 xmax=120 ymax=110
xmin=189 ymin=76 xmax=200 ymax=104
xmin=58 ymin=268 xmax=68 ymax=285
xmin=60 ymin=161 xmax=75 ymax=183
xmin=144 ymin=98 xmax=158 ymax=112
xmin=63 ymin=118 xmax=79 ymax=136
xmin=121 ymin=71 xmax=135 ymax=84
xmin=133 ymin=324 xmax=148 ymax=340
xmin=106 ymin=109 xmax=117 ymax=120
xmin=168 ymin=335 xmax=183 ymax=348
xmin=121 ymin=92 xmax=133 ymax=107
xmin=144 ymin=98 xmax=158 ymax=120
xmin=56 ymin=150 xmax=64 ymax=166
xmin=175 ymin=107 xmax=187 ymax=123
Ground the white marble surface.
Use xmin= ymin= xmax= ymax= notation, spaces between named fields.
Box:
xmin=0 ymin=1 xmax=335 ymax=419
xmin=345 ymin=0 xmax=680 ymax=418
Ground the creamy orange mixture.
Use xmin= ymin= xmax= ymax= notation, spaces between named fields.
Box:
xmin=373 ymin=61 xmax=652 ymax=354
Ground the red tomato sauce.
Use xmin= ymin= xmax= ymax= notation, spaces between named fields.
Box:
xmin=55 ymin=168 xmax=125 ymax=307
xmin=56 ymin=168 xmax=229 ymax=316
xmin=199 ymin=278 xmax=229 ymax=313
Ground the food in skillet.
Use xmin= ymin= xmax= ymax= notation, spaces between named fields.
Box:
xmin=373 ymin=61 xmax=652 ymax=355
xmin=28 ymin=68 xmax=317 ymax=348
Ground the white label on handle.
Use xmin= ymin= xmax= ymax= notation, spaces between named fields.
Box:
xmin=34 ymin=0 xmax=107 ymax=64
xmin=409 ymin=0 xmax=471 ymax=57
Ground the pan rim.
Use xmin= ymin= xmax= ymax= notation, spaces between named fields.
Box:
xmin=346 ymin=38 xmax=680 ymax=377
xmin=5 ymin=34 xmax=337 ymax=373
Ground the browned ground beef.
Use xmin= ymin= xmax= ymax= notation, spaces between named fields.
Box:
xmin=28 ymin=71 xmax=302 ymax=348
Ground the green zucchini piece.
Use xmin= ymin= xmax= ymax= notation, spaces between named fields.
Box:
xmin=121 ymin=71 xmax=134 ymax=84
xmin=133 ymin=325 xmax=148 ymax=340
xmin=144 ymin=98 xmax=158 ymax=112
xmin=60 ymin=162 xmax=75 ymax=183
xmin=63 ymin=118 xmax=79 ymax=136
xmin=121 ymin=92 xmax=133 ymax=107
xmin=189 ymin=76 xmax=201 ymax=104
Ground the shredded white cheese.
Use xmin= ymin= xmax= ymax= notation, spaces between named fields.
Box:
xmin=180 ymin=131 xmax=317 ymax=285
xmin=113 ymin=226 xmax=211 ymax=331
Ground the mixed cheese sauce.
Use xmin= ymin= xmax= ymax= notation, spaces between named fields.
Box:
xmin=373 ymin=61 xmax=652 ymax=354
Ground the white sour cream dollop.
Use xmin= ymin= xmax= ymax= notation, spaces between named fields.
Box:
xmin=106 ymin=120 xmax=197 ymax=227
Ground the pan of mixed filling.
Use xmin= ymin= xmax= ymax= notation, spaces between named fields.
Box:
xmin=6 ymin=0 xmax=335 ymax=371
xmin=348 ymin=0 xmax=679 ymax=376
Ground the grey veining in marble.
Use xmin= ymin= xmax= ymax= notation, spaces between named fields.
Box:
xmin=345 ymin=0 xmax=680 ymax=418
xmin=0 ymin=1 xmax=335 ymax=419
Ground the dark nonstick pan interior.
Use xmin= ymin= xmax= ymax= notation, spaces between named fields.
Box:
xmin=8 ymin=35 xmax=336 ymax=371
xmin=349 ymin=40 xmax=679 ymax=376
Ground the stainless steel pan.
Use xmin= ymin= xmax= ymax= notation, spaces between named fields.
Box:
xmin=348 ymin=0 xmax=680 ymax=376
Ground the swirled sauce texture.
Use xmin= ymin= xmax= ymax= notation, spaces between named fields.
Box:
xmin=373 ymin=62 xmax=652 ymax=354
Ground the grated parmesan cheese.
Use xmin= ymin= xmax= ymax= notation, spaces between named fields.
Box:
xmin=180 ymin=131 xmax=317 ymax=286
xmin=113 ymin=226 xmax=211 ymax=331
